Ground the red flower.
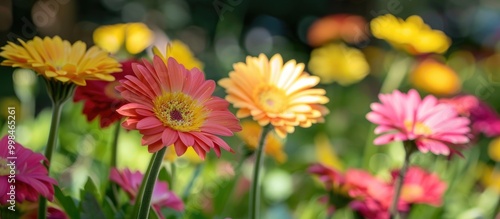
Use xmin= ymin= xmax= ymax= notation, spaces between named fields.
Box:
xmin=74 ymin=59 xmax=138 ymax=128
xmin=393 ymin=166 xmax=447 ymax=206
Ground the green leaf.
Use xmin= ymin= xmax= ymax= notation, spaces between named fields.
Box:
xmin=102 ymin=196 xmax=125 ymax=219
xmin=80 ymin=192 xmax=106 ymax=219
xmin=84 ymin=177 xmax=102 ymax=203
xmin=54 ymin=186 xmax=80 ymax=219
xmin=158 ymin=166 xmax=171 ymax=186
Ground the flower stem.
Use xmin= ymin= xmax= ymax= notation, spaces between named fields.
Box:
xmin=130 ymin=152 xmax=156 ymax=219
xmin=137 ymin=147 xmax=167 ymax=219
xmin=249 ymin=124 xmax=272 ymax=219
xmin=390 ymin=141 xmax=414 ymax=219
xmin=110 ymin=122 xmax=121 ymax=168
xmin=39 ymin=80 xmax=74 ymax=219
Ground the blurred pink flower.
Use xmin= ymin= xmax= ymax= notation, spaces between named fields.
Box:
xmin=366 ymin=89 xmax=471 ymax=156
xmin=440 ymin=94 xmax=500 ymax=137
xmin=393 ymin=166 xmax=447 ymax=206
xmin=308 ymin=163 xmax=345 ymax=190
xmin=350 ymin=198 xmax=391 ymax=219
xmin=20 ymin=205 xmax=67 ymax=219
xmin=110 ymin=168 xmax=184 ymax=218
xmin=0 ymin=135 xmax=57 ymax=205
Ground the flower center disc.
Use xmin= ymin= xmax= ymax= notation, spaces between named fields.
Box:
xmin=404 ymin=120 xmax=432 ymax=135
xmin=254 ymin=85 xmax=288 ymax=113
xmin=153 ymin=92 xmax=206 ymax=132
xmin=0 ymin=158 xmax=12 ymax=176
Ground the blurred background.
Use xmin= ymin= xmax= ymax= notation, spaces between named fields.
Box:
xmin=1 ymin=0 xmax=500 ymax=218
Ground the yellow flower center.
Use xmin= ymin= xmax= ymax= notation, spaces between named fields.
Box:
xmin=104 ymin=81 xmax=124 ymax=100
xmin=0 ymin=158 xmax=12 ymax=176
xmin=401 ymin=184 xmax=424 ymax=201
xmin=254 ymin=85 xmax=288 ymax=113
xmin=404 ymin=120 xmax=432 ymax=135
xmin=153 ymin=92 xmax=207 ymax=132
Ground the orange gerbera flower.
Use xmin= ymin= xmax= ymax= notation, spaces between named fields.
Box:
xmin=116 ymin=56 xmax=242 ymax=158
xmin=0 ymin=36 xmax=121 ymax=86
xmin=219 ymin=54 xmax=329 ymax=137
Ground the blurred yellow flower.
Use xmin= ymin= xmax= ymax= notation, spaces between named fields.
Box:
xmin=371 ymin=14 xmax=451 ymax=54
xmin=237 ymin=121 xmax=287 ymax=163
xmin=410 ymin=58 xmax=461 ymax=96
xmin=153 ymin=40 xmax=204 ymax=70
xmin=478 ymin=164 xmax=500 ymax=193
xmin=164 ymin=146 xmax=203 ymax=164
xmin=219 ymin=54 xmax=329 ymax=137
xmin=93 ymin=23 xmax=153 ymax=55
xmin=314 ymin=133 xmax=343 ymax=170
xmin=0 ymin=36 xmax=121 ymax=86
xmin=308 ymin=43 xmax=370 ymax=85
xmin=489 ymin=137 xmax=500 ymax=162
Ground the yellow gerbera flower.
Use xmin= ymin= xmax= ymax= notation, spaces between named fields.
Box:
xmin=153 ymin=40 xmax=204 ymax=70
xmin=371 ymin=14 xmax=451 ymax=54
xmin=219 ymin=54 xmax=329 ymax=137
xmin=478 ymin=163 xmax=500 ymax=193
xmin=93 ymin=22 xmax=154 ymax=55
xmin=237 ymin=120 xmax=287 ymax=163
xmin=410 ymin=58 xmax=461 ymax=96
xmin=489 ymin=137 xmax=500 ymax=162
xmin=0 ymin=36 xmax=121 ymax=86
xmin=308 ymin=43 xmax=370 ymax=85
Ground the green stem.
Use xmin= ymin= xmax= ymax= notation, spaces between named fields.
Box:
xmin=390 ymin=141 xmax=414 ymax=219
xmin=249 ymin=124 xmax=272 ymax=219
xmin=110 ymin=122 xmax=121 ymax=168
xmin=130 ymin=153 xmax=156 ymax=219
xmin=38 ymin=101 xmax=64 ymax=219
xmin=137 ymin=147 xmax=167 ymax=219
xmin=182 ymin=164 xmax=204 ymax=201
xmin=362 ymin=55 xmax=411 ymax=169
xmin=170 ymin=162 xmax=176 ymax=190
xmin=380 ymin=56 xmax=411 ymax=93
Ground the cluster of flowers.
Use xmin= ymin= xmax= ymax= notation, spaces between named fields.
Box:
xmin=0 ymin=12 xmax=499 ymax=219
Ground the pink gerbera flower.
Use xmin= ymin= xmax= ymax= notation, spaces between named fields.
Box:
xmin=0 ymin=135 xmax=57 ymax=205
xmin=393 ymin=166 xmax=447 ymax=206
xmin=110 ymin=168 xmax=184 ymax=218
xmin=116 ymin=56 xmax=242 ymax=158
xmin=366 ymin=89 xmax=471 ymax=156
xmin=74 ymin=59 xmax=137 ymax=128
xmin=440 ymin=94 xmax=500 ymax=137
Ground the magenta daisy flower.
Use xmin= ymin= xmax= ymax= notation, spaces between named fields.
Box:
xmin=366 ymin=89 xmax=471 ymax=156
xmin=110 ymin=168 xmax=184 ymax=218
xmin=0 ymin=135 xmax=57 ymax=204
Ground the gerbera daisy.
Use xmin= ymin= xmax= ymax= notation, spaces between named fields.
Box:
xmin=308 ymin=43 xmax=370 ymax=86
xmin=0 ymin=36 xmax=121 ymax=86
xmin=93 ymin=23 xmax=154 ymax=55
xmin=392 ymin=166 xmax=447 ymax=206
xmin=74 ymin=59 xmax=138 ymax=128
xmin=0 ymin=135 xmax=57 ymax=205
xmin=237 ymin=120 xmax=287 ymax=163
xmin=110 ymin=168 xmax=184 ymax=218
xmin=116 ymin=56 xmax=241 ymax=158
xmin=440 ymin=94 xmax=500 ymax=137
xmin=366 ymin=89 xmax=470 ymax=156
xmin=218 ymin=54 xmax=329 ymax=137
xmin=153 ymin=40 xmax=204 ymax=70
xmin=370 ymin=14 xmax=450 ymax=55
